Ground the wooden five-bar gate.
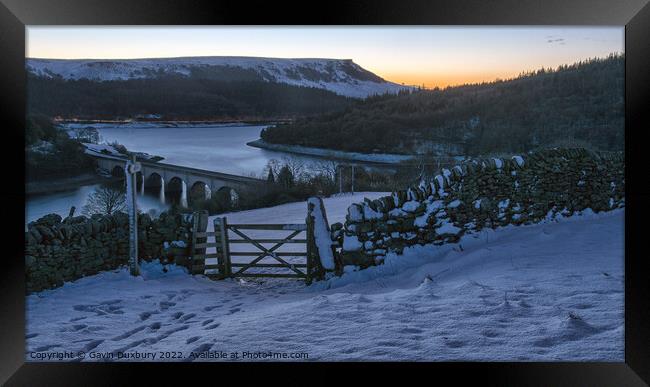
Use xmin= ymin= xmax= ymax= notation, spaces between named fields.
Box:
xmin=188 ymin=212 xmax=320 ymax=283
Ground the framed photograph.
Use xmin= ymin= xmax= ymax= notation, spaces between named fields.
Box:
xmin=2 ymin=0 xmax=649 ymax=384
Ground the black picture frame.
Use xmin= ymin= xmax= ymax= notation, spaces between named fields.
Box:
xmin=1 ymin=0 xmax=649 ymax=385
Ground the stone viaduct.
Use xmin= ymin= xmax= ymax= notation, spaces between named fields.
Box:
xmin=90 ymin=152 xmax=263 ymax=205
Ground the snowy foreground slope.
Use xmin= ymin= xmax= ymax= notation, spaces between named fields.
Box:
xmin=26 ymin=57 xmax=411 ymax=98
xmin=26 ymin=194 xmax=624 ymax=361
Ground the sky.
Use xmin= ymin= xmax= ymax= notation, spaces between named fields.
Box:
xmin=26 ymin=26 xmax=624 ymax=88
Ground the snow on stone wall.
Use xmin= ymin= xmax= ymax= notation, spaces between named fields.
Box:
xmin=24 ymin=211 xmax=195 ymax=293
xmin=331 ymin=148 xmax=625 ymax=269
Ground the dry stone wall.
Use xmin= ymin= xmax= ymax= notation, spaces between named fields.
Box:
xmin=330 ymin=148 xmax=625 ymax=269
xmin=25 ymin=211 xmax=195 ymax=293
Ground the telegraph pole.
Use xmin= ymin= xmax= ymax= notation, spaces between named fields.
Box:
xmin=125 ymin=154 xmax=141 ymax=276
xmin=351 ymin=165 xmax=355 ymax=195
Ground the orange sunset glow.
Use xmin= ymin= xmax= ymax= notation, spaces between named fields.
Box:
xmin=27 ymin=26 xmax=623 ymax=88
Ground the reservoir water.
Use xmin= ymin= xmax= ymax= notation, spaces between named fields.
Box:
xmin=92 ymin=123 xmax=320 ymax=176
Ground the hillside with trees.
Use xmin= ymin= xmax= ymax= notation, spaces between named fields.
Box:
xmin=27 ymin=75 xmax=355 ymax=121
xmin=260 ymin=54 xmax=624 ymax=155
xmin=26 ymin=115 xmax=96 ymax=180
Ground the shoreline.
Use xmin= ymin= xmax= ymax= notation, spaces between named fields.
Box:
xmin=246 ymin=139 xmax=416 ymax=164
xmin=26 ymin=173 xmax=118 ymax=195
xmin=57 ymin=118 xmax=292 ymax=127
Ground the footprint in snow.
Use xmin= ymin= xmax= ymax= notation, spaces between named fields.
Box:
xmin=375 ymin=340 xmax=401 ymax=347
xmin=518 ymin=300 xmax=533 ymax=308
xmin=204 ymin=323 xmax=221 ymax=330
xmin=186 ymin=336 xmax=200 ymax=344
xmin=163 ymin=324 xmax=190 ymax=336
xmin=179 ymin=313 xmax=196 ymax=322
xmin=171 ymin=312 xmax=183 ymax=320
xmin=119 ymin=325 xmax=189 ymax=351
xmin=83 ymin=339 xmax=104 ymax=351
xmin=400 ymin=327 xmax=424 ymax=334
xmin=139 ymin=312 xmax=153 ymax=321
xmin=112 ymin=325 xmax=146 ymax=341
xmin=532 ymin=337 xmax=555 ymax=348
xmin=533 ymin=313 xmax=602 ymax=347
xmin=482 ymin=329 xmax=500 ymax=338
xmin=72 ymin=338 xmax=94 ymax=343
xmin=443 ymin=339 xmax=466 ymax=348
xmin=106 ymin=305 xmax=124 ymax=314
xmin=159 ymin=301 xmax=176 ymax=310
xmin=71 ymin=324 xmax=87 ymax=332
xmin=192 ymin=343 xmax=213 ymax=353
xmin=100 ymin=299 xmax=122 ymax=305
xmin=357 ymin=295 xmax=373 ymax=303
xmin=73 ymin=303 xmax=124 ymax=316
xmin=465 ymin=309 xmax=484 ymax=317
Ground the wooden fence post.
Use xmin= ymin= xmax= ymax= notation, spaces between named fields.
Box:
xmin=214 ymin=217 xmax=231 ymax=278
xmin=190 ymin=213 xmax=199 ymax=273
xmin=188 ymin=211 xmax=209 ymax=274
xmin=306 ymin=207 xmax=315 ymax=284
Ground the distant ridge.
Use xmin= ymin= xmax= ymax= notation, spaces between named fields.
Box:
xmin=26 ymin=56 xmax=411 ymax=98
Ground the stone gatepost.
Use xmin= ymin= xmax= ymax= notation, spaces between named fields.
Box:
xmin=306 ymin=197 xmax=338 ymax=283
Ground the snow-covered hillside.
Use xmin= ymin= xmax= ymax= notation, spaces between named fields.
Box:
xmin=26 ymin=57 xmax=411 ymax=98
xmin=26 ymin=194 xmax=624 ymax=361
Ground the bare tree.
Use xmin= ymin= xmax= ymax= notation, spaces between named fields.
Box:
xmin=82 ymin=184 xmax=127 ymax=216
xmin=311 ymin=160 xmax=339 ymax=181
xmin=264 ymin=156 xmax=307 ymax=182
xmin=277 ymin=165 xmax=295 ymax=189
xmin=264 ymin=159 xmax=282 ymax=179
xmin=281 ymin=156 xmax=307 ymax=181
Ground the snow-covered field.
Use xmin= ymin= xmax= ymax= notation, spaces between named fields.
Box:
xmin=26 ymin=194 xmax=624 ymax=362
